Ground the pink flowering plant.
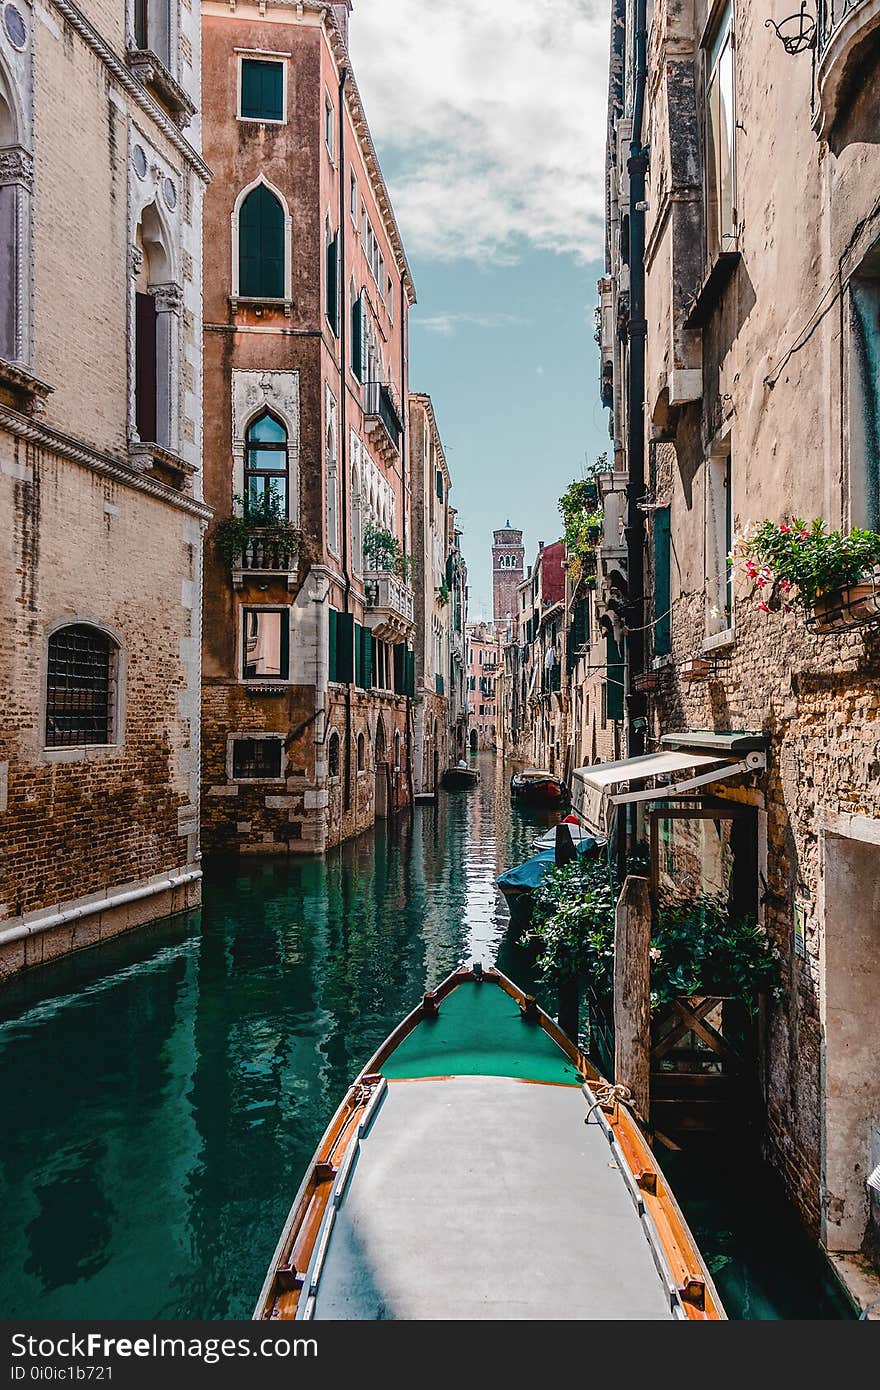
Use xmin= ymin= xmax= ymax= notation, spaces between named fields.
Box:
xmin=732 ymin=518 xmax=880 ymax=613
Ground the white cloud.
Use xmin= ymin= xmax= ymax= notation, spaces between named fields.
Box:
xmin=416 ymin=310 xmax=529 ymax=336
xmin=348 ymin=0 xmax=608 ymax=265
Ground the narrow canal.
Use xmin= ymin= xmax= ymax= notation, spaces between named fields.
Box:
xmin=0 ymin=755 xmax=852 ymax=1320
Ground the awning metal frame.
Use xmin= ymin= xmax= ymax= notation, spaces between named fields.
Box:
xmin=609 ymin=751 xmax=766 ymax=809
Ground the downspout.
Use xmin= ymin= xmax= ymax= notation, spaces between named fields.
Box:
xmin=337 ymin=64 xmax=353 ymax=814
xmin=400 ymin=268 xmax=415 ymax=809
xmin=625 ymin=0 xmax=649 ymax=816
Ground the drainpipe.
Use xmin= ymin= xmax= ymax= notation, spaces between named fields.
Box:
xmin=400 ymin=267 xmax=415 ymax=808
xmin=337 ymin=64 xmax=353 ymax=814
xmin=625 ymin=0 xmax=649 ymax=821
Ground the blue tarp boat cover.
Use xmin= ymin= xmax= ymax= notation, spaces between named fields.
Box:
xmin=497 ymin=837 xmax=598 ymax=893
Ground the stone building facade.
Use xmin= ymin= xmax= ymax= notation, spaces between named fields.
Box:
xmin=200 ymin=0 xmax=417 ymax=856
xmin=409 ymin=392 xmax=458 ymax=795
xmin=466 ymin=621 xmax=500 ymax=753
xmin=0 ymin=0 xmax=208 ymax=978
xmin=602 ymin=0 xmax=880 ymax=1295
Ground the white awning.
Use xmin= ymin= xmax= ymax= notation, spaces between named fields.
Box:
xmin=570 ymin=749 xmax=766 ymax=836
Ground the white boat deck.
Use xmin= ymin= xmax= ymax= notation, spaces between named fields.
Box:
xmin=301 ymin=1075 xmax=679 ymax=1320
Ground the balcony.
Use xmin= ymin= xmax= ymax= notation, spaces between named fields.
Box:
xmin=363 ymin=569 xmax=415 ymax=643
xmin=814 ymin=0 xmax=880 ymax=135
xmin=363 ymin=381 xmax=404 ymax=461
xmin=126 ymin=49 xmax=196 ymax=129
xmin=232 ymin=531 xmax=299 ymax=589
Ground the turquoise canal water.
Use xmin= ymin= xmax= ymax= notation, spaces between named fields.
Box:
xmin=0 ymin=755 xmax=854 ymax=1319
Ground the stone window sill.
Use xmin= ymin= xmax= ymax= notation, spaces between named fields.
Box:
xmin=702 ymin=626 xmax=735 ymax=654
xmin=230 ymin=295 xmax=293 ymax=318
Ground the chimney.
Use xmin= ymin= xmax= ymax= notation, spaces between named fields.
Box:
xmin=330 ymin=1 xmax=352 ymax=45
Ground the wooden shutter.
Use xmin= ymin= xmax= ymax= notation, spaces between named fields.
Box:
xmin=135 ymin=291 xmax=157 ymax=443
xmin=328 ymin=607 xmax=338 ymax=683
xmin=325 ymin=232 xmax=338 ymax=333
xmin=336 ymin=612 xmax=355 ymax=684
xmin=605 ymin=630 xmax=624 ymax=722
xmin=240 ymin=60 xmax=283 ymax=121
xmin=393 ymin=643 xmax=405 ymax=695
xmin=361 ymin=626 xmax=373 ymax=689
xmin=406 ymin=649 xmax=415 ymax=698
xmin=351 ymin=291 xmax=363 ymax=379
xmin=653 ymin=507 xmax=671 ymax=656
xmin=239 ymin=185 xmax=285 ymax=299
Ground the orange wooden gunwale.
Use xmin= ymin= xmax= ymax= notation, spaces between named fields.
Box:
xmin=254 ymin=964 xmax=723 ymax=1321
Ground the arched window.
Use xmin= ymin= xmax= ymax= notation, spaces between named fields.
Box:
xmin=351 ymin=458 xmax=363 ymax=573
xmin=238 ymin=183 xmax=285 ymax=298
xmin=327 ymin=729 xmax=340 ymax=778
xmin=133 ymin=200 xmax=178 ymax=449
xmin=0 ymin=62 xmax=30 ymax=364
xmin=357 ymin=731 xmax=366 ymax=772
xmin=45 ymin=624 xmax=118 ymax=748
xmin=245 ymin=411 xmax=288 ymax=520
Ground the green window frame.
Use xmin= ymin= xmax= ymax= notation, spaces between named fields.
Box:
xmin=240 ymin=59 xmax=284 ymax=122
xmin=238 ymin=183 xmax=285 ymax=299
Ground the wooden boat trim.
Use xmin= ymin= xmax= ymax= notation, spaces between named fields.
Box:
xmin=254 ymin=963 xmax=724 ymax=1321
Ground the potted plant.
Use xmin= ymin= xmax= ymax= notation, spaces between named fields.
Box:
xmin=733 ymin=518 xmax=880 ymax=630
xmin=216 ymin=493 xmax=300 ymax=568
xmin=363 ymin=522 xmax=411 ymax=580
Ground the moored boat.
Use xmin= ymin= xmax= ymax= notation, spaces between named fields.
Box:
xmin=510 ymin=767 xmax=565 ymax=805
xmin=442 ymin=762 xmax=480 ymax=790
xmin=254 ymin=963 xmax=725 ymax=1321
xmin=532 ymin=813 xmax=595 ymax=851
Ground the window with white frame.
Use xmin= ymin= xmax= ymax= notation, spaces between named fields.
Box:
xmin=703 ymin=3 xmax=736 ymax=262
xmin=705 ymin=442 xmax=733 ymax=636
xmin=239 ymin=57 xmax=285 ymax=122
xmin=324 ymin=93 xmax=334 ymax=156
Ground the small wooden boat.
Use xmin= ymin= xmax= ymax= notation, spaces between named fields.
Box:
xmin=254 ymin=964 xmax=724 ymax=1321
xmin=497 ymin=828 xmax=599 ymax=904
xmin=532 ymin=814 xmax=596 ymax=852
xmin=510 ymin=767 xmax=565 ymax=805
xmin=442 ymin=762 xmax=480 ymax=790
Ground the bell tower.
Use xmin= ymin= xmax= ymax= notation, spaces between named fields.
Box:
xmin=492 ymin=522 xmax=524 ymax=625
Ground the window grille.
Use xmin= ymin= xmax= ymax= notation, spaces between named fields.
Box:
xmin=46 ymin=625 xmax=114 ymax=747
xmin=232 ymin=737 xmax=283 ymax=779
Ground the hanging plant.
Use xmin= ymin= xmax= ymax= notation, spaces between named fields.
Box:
xmin=215 ymin=494 xmax=301 ymax=565
xmin=437 ymin=581 xmax=450 ymax=606
xmin=732 ymin=518 xmax=880 ymax=617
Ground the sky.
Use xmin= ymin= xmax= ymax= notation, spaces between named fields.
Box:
xmin=349 ymin=0 xmax=612 ymax=620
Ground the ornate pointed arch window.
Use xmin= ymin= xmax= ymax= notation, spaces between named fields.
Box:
xmin=245 ymin=410 xmax=288 ymax=519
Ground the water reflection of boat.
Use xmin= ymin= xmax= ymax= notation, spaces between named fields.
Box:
xmin=254 ymin=964 xmax=725 ymax=1322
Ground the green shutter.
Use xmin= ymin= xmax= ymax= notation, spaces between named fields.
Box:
xmin=239 ymin=184 xmax=285 ymax=299
xmin=406 ymin=649 xmax=415 ymax=698
xmin=336 ymin=611 xmax=354 ymax=684
xmin=328 ymin=607 xmax=338 ymax=682
xmin=653 ymin=507 xmax=671 ymax=657
xmin=393 ymin=644 xmax=405 ymax=695
xmin=240 ymin=60 xmax=283 ymax=121
xmin=361 ymin=627 xmax=373 ymax=689
xmin=326 ymin=232 xmax=338 ymax=333
xmin=605 ymin=630 xmax=624 ymax=722
xmin=351 ymin=291 xmax=363 ymax=379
